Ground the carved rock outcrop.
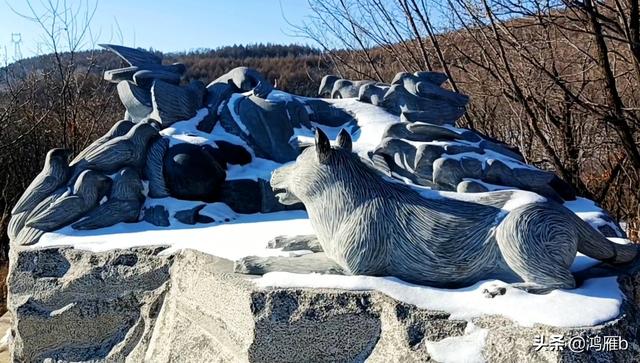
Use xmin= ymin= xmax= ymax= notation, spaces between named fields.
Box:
xmin=8 ymin=248 xmax=640 ymax=362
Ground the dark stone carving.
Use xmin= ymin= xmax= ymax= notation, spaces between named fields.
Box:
xmin=456 ymin=180 xmax=490 ymax=193
xmin=72 ymin=167 xmax=144 ymax=230
xmin=71 ymin=122 xmax=159 ymax=174
xmin=71 ymin=121 xmax=134 ymax=165
xmin=174 ymin=204 xmax=214 ymax=225
xmin=318 ymin=75 xmax=376 ymax=98
xmin=202 ymin=141 xmax=251 ymax=169
xmin=242 ymin=129 xmax=636 ymax=294
xmin=117 ymin=81 xmax=153 ymax=122
xmin=142 ymin=205 xmax=170 ymax=227
xmin=196 ymin=112 xmax=218 ymax=133
xmin=144 ymin=138 xmax=170 ymax=198
xmin=218 ymin=179 xmax=304 ymax=214
xmin=163 ymin=143 xmax=226 ymax=202
xmin=210 ymin=67 xmax=272 ymax=98
xmin=104 ymin=66 xmax=139 ymax=83
xmin=25 ymin=170 xmax=112 ymax=232
xmin=12 ymin=148 xmax=72 ymax=215
xmin=380 ymin=84 xmax=466 ymax=121
xmin=133 ymin=69 xmax=181 ymax=89
xmin=219 ymin=95 xmax=301 ymax=163
xmin=373 ymin=116 xmax=576 ymax=200
xmin=149 ymin=80 xmax=204 ymax=127
xmin=358 ymin=83 xmax=389 ymax=106
xmin=204 ymin=82 xmax=235 ymax=125
xmin=303 ymin=99 xmax=356 ymax=127
xmin=432 ymin=157 xmax=483 ymax=190
xmin=218 ymin=179 xmax=262 ymax=214
xmin=99 ymin=44 xmax=163 ymax=66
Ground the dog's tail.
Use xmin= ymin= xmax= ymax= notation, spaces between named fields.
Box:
xmin=573 ymin=212 xmax=637 ymax=265
xmin=571 ymin=212 xmax=640 ymax=284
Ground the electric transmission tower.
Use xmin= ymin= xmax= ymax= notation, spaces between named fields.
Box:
xmin=11 ymin=33 xmax=23 ymax=61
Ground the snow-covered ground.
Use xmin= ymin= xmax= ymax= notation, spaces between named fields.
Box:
xmin=33 ymin=94 xmax=628 ymax=338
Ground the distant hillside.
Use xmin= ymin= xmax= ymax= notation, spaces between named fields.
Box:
xmin=1 ymin=43 xmax=328 ymax=96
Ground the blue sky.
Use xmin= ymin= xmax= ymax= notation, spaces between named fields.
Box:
xmin=0 ymin=0 xmax=314 ymax=59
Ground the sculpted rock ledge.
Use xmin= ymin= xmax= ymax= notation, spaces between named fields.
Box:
xmin=8 ymin=246 xmax=640 ymax=362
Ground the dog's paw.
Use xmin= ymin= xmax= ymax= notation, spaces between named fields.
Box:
xmin=234 ymin=256 xmax=268 ymax=275
xmin=482 ymin=284 xmax=507 ymax=298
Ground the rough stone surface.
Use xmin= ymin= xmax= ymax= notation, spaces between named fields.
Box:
xmin=8 ymin=245 xmax=173 ymax=362
xmin=8 ymin=247 xmax=640 ymax=362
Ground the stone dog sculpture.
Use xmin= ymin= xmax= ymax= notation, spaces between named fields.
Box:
xmin=236 ymin=129 xmax=639 ymax=294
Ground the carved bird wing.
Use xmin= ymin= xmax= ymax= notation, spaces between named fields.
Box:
xmin=82 ymin=140 xmax=135 ymax=166
xmin=70 ymin=137 xmax=108 ymax=166
xmin=25 ymin=195 xmax=84 ymax=231
xmin=99 ymin=44 xmax=162 ymax=66
xmin=23 ymin=189 xmax=67 ymax=221
xmin=12 ymin=173 xmax=64 ymax=214
xmin=71 ymin=200 xmax=140 ymax=230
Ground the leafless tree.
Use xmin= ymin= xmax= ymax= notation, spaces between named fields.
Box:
xmin=298 ymin=0 xmax=640 ymax=239
xmin=0 ymin=0 xmax=120 ymax=258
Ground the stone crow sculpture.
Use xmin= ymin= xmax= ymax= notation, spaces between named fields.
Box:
xmin=72 ymin=167 xmax=144 ymax=230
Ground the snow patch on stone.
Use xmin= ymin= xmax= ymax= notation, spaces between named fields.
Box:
xmin=425 ymin=323 xmax=488 ymax=363
xmin=255 ymin=272 xmax=622 ymax=328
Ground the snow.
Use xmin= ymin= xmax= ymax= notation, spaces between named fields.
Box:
xmin=425 ymin=323 xmax=488 ymax=363
xmin=38 ymin=208 xmax=314 ymax=260
xmin=225 ymin=157 xmax=282 ymax=181
xmin=226 ymin=93 xmax=250 ymax=135
xmin=160 ymin=108 xmax=212 ymax=146
xmin=255 ymin=272 xmax=621 ymax=328
xmin=564 ymin=198 xmax=622 ymax=235
xmin=319 ymin=98 xmax=401 ymax=155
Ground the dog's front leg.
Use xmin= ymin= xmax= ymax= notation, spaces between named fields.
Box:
xmin=234 ymin=252 xmax=342 ymax=275
xmin=267 ymin=234 xmax=323 ymax=252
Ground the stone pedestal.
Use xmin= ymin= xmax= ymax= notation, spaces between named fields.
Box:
xmin=7 ymin=247 xmax=640 ymax=362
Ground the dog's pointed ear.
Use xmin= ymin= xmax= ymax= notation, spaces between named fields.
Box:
xmin=315 ymin=128 xmax=331 ymax=163
xmin=336 ymin=129 xmax=352 ymax=152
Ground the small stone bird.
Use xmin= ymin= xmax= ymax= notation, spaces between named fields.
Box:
xmin=11 ymin=188 xmax=66 ymax=245
xmin=70 ymin=120 xmax=134 ymax=166
xmin=12 ymin=148 xmax=72 ymax=215
xmin=72 ymin=167 xmax=144 ymax=230
xmin=25 ymin=170 xmax=112 ymax=232
xmin=72 ymin=122 xmax=159 ymax=173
